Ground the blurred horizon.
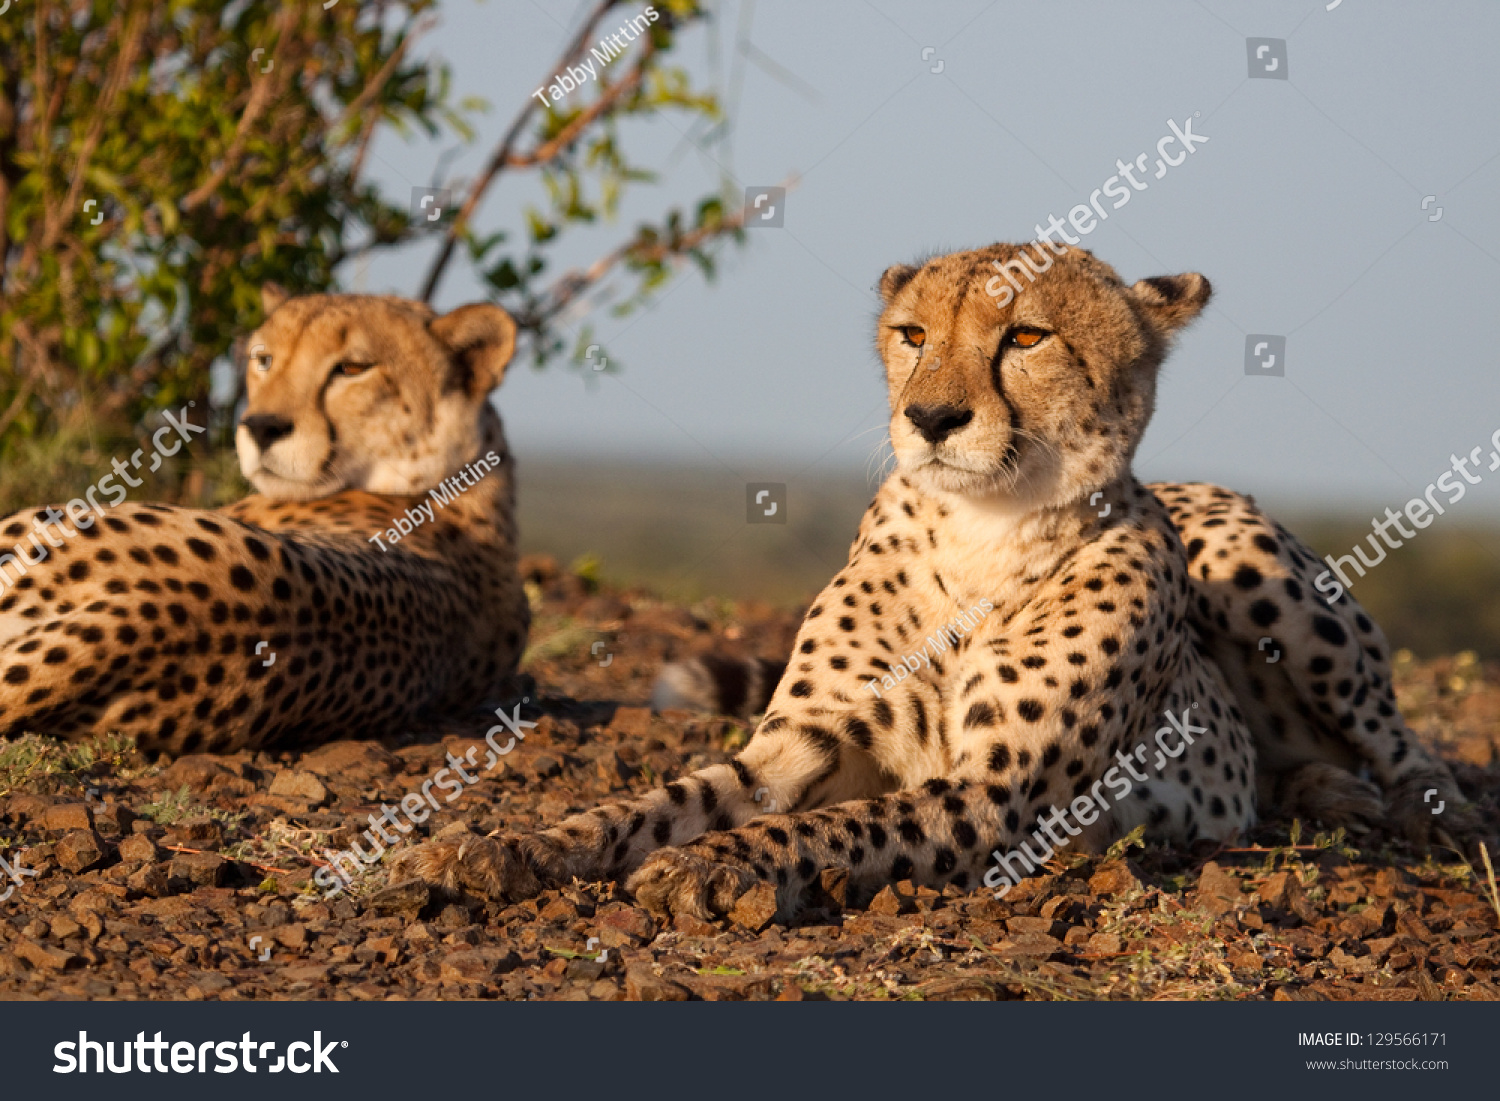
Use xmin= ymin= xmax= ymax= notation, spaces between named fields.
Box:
xmin=516 ymin=458 xmax=1500 ymax=659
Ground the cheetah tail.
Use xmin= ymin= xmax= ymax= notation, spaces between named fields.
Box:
xmin=650 ymin=652 xmax=785 ymax=720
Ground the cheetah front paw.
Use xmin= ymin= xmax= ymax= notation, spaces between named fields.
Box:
xmin=1386 ymin=771 xmax=1491 ymax=860
xmin=626 ymin=847 xmax=764 ymax=922
xmin=387 ymin=831 xmax=557 ymax=904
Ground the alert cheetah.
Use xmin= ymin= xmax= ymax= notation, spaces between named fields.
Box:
xmin=393 ymin=243 xmax=1483 ymax=920
xmin=0 ymin=287 xmax=529 ymax=754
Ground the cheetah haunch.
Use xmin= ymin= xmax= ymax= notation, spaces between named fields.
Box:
xmin=0 ymin=287 xmax=528 ymax=755
xmin=394 ymin=243 xmax=1483 ymax=921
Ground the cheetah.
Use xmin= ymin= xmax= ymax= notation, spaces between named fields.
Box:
xmin=0 ymin=287 xmax=529 ymax=755
xmin=392 ymin=243 xmax=1483 ymax=921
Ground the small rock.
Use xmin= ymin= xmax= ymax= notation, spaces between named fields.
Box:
xmin=1195 ymin=861 xmax=1244 ymax=915
xmin=1260 ymin=870 xmax=1319 ymax=923
xmin=1086 ymin=931 xmax=1123 ymax=955
xmin=161 ymin=755 xmax=251 ymax=794
xmin=117 ymin=834 xmax=161 ymax=865
xmin=599 ymin=905 xmax=657 ymax=946
xmin=165 ymin=816 xmax=223 ymax=850
xmin=268 ymin=769 xmax=329 ymax=805
xmin=4 ymin=793 xmax=53 ymax=823
xmin=49 ymin=915 xmax=83 ymax=941
xmin=564 ymin=958 xmax=606 ymax=982
xmin=539 ymin=896 xmax=578 ymax=922
xmin=439 ymin=948 xmax=520 ymax=982
xmin=169 ymin=851 xmax=227 ymax=887
xmin=867 ymin=884 xmax=913 ymax=916
xmin=596 ymin=750 xmax=636 ymax=786
xmin=299 ymin=740 xmax=398 ymax=781
xmin=624 ymin=963 xmax=691 ymax=1001
xmin=672 ymin=912 xmax=719 ymax=937
xmin=1088 ymin=858 xmax=1143 ymax=896
xmin=272 ymin=923 xmax=308 ymax=949
xmin=42 ymin=804 xmax=93 ymax=833
xmin=609 ymin=707 xmax=653 ymax=739
xmin=127 ymin=862 xmax=171 ymax=897
xmin=15 ymin=939 xmax=77 ymax=972
xmin=368 ymin=879 xmax=431 ymax=918
xmin=92 ymin=803 xmax=135 ymax=835
xmin=55 ymin=830 xmax=106 ymax=873
xmin=730 ymin=881 xmax=778 ymax=930
xmin=530 ymin=755 xmax=562 ymax=779
xmin=1007 ymin=915 xmax=1063 ymax=937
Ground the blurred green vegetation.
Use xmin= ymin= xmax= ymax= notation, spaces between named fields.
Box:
xmin=1 ymin=0 xmax=740 ymax=497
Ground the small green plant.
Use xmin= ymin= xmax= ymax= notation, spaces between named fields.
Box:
xmin=137 ymin=784 xmax=242 ymax=832
xmin=0 ymin=731 xmax=138 ymax=799
xmin=1105 ymin=823 xmax=1147 ymax=862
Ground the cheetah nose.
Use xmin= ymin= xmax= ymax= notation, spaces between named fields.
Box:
xmin=904 ymin=403 xmax=973 ymax=444
xmin=241 ymin=413 xmax=295 ymax=451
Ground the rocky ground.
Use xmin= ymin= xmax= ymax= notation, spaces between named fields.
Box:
xmin=1 ymin=556 xmax=1497 ymax=1001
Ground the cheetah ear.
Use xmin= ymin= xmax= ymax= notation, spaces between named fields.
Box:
xmin=260 ymin=282 xmax=289 ymax=316
xmin=879 ymin=263 xmax=918 ymax=304
xmin=1129 ymin=273 xmax=1212 ymax=334
xmin=429 ymin=302 xmax=518 ymax=397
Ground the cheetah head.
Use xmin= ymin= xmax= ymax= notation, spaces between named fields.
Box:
xmin=876 ymin=243 xmax=1210 ymax=508
xmin=237 ymin=287 xmax=517 ymax=500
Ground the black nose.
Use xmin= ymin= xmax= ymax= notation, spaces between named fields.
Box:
xmin=241 ymin=413 xmax=295 ymax=451
xmin=904 ymin=403 xmax=973 ymax=444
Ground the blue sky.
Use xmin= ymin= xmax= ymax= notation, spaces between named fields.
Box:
xmin=356 ymin=0 xmax=1500 ymax=515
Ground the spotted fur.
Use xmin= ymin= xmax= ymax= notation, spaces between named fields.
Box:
xmin=0 ymin=290 xmax=528 ymax=754
xmin=392 ymin=244 xmax=1483 ymax=921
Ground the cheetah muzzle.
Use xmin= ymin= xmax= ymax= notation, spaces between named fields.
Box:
xmin=0 ymin=287 xmax=530 ymax=755
xmin=394 ymin=243 xmax=1488 ymax=921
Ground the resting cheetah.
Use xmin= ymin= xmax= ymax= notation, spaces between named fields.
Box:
xmin=393 ymin=243 xmax=1482 ymax=921
xmin=0 ymin=287 xmax=529 ymax=754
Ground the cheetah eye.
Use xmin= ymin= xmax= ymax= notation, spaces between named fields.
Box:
xmin=332 ymin=362 xmax=373 ymax=378
xmin=895 ymin=326 xmax=926 ymax=348
xmin=1007 ymin=327 xmax=1048 ymax=348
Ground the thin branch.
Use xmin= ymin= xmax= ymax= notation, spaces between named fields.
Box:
xmin=331 ymin=16 xmax=432 ymax=135
xmin=509 ymin=43 xmax=654 ymax=170
xmin=180 ymin=5 xmax=300 ymax=213
xmin=417 ymin=0 xmax=625 ymax=303
xmin=39 ymin=5 xmax=148 ymax=253
xmin=519 ymin=176 xmax=794 ymax=332
xmin=0 ymin=376 xmax=36 ymax=441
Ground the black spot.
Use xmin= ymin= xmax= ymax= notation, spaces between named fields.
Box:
xmin=964 ymin=701 xmax=996 ymax=728
xmin=1249 ymin=599 xmax=1279 ymax=628
xmin=1312 ymin=615 xmax=1347 ymax=647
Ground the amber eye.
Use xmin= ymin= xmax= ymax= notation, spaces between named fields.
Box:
xmin=1008 ymin=328 xmax=1047 ymax=348
xmin=333 ymin=362 xmax=372 ymax=378
xmin=897 ymin=326 xmax=926 ymax=348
